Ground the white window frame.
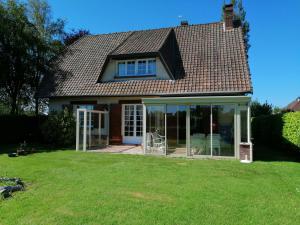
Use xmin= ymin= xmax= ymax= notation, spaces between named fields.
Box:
xmin=116 ymin=58 xmax=156 ymax=77
xmin=76 ymin=108 xmax=109 ymax=152
xmin=238 ymin=105 xmax=251 ymax=144
xmin=122 ymin=104 xmax=143 ymax=137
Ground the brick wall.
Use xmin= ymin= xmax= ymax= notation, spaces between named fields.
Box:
xmin=239 ymin=143 xmax=252 ymax=161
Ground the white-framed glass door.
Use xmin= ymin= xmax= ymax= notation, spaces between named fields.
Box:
xmin=122 ymin=104 xmax=143 ymax=144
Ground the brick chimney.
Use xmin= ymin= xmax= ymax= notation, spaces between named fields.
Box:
xmin=180 ymin=20 xmax=189 ymax=26
xmin=224 ymin=4 xmax=234 ymax=30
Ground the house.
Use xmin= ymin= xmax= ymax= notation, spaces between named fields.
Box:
xmin=286 ymin=97 xmax=300 ymax=112
xmin=38 ymin=4 xmax=253 ymax=161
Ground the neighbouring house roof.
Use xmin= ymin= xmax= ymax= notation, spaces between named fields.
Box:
xmin=286 ymin=97 xmax=300 ymax=111
xmin=38 ymin=22 xmax=252 ymax=98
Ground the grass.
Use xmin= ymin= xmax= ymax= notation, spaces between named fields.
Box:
xmin=0 ymin=150 xmax=300 ymax=225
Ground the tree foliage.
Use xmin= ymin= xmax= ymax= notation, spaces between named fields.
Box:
xmin=0 ymin=0 xmax=37 ymax=114
xmin=41 ymin=107 xmax=76 ymax=147
xmin=26 ymin=0 xmax=65 ymax=115
xmin=252 ymin=112 xmax=300 ymax=152
xmin=251 ymin=100 xmax=273 ymax=117
xmin=282 ymin=112 xmax=300 ymax=150
xmin=63 ymin=29 xmax=90 ymax=46
xmin=0 ymin=0 xmax=64 ymax=115
xmin=223 ymin=0 xmax=250 ymax=54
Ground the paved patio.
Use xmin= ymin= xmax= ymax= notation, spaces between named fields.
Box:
xmin=89 ymin=145 xmax=143 ymax=155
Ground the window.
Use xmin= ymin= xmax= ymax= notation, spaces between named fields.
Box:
xmin=78 ymin=105 xmax=94 ymax=110
xmin=240 ymin=110 xmax=248 ymax=143
xmin=138 ymin=60 xmax=147 ymax=74
xmin=75 ymin=105 xmax=95 ymax=129
xmin=118 ymin=62 xmax=126 ymax=76
xmin=148 ymin=60 xmax=156 ymax=75
xmin=127 ymin=61 xmax=135 ymax=75
xmin=117 ymin=59 xmax=156 ymax=76
xmin=123 ymin=104 xmax=143 ymax=137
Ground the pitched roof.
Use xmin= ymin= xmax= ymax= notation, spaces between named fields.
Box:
xmin=287 ymin=97 xmax=300 ymax=111
xmin=38 ymin=22 xmax=252 ymax=98
xmin=109 ymin=28 xmax=172 ymax=56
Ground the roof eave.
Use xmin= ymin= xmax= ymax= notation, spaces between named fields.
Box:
xmin=39 ymin=90 xmax=252 ymax=99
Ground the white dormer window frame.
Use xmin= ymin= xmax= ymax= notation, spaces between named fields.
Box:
xmin=116 ymin=58 xmax=156 ymax=77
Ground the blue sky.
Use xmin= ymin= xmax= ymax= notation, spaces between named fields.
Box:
xmin=48 ymin=0 xmax=300 ymax=107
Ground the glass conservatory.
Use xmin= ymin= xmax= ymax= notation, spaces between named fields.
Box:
xmin=76 ymin=108 xmax=109 ymax=151
xmin=142 ymin=96 xmax=252 ymax=160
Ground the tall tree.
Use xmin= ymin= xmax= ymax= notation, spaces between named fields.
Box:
xmin=0 ymin=0 xmax=37 ymax=114
xmin=26 ymin=0 xmax=65 ymax=115
xmin=223 ymin=0 xmax=250 ymax=54
xmin=0 ymin=0 xmax=64 ymax=115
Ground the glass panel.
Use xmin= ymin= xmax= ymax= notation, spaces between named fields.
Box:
xmin=89 ymin=112 xmax=101 ymax=150
xmin=212 ymin=105 xmax=235 ymax=157
xmin=136 ymin=105 xmax=143 ymax=137
xmin=240 ymin=110 xmax=248 ymax=143
xmin=138 ymin=60 xmax=146 ymax=75
xmin=77 ymin=110 xmax=108 ymax=151
xmin=148 ymin=60 xmax=156 ymax=74
xmin=127 ymin=61 xmax=135 ymax=75
xmin=190 ymin=105 xmax=211 ymax=156
xmin=100 ymin=113 xmax=109 ymax=145
xmin=86 ymin=112 xmax=91 ymax=149
xmin=124 ymin=105 xmax=135 ymax=137
xmin=167 ymin=105 xmax=186 ymax=155
xmin=145 ymin=105 xmax=166 ymax=155
xmin=78 ymin=111 xmax=84 ymax=150
xmin=118 ymin=62 xmax=126 ymax=76
xmin=76 ymin=105 xmax=94 ymax=110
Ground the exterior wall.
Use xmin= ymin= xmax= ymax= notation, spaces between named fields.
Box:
xmin=49 ymin=96 xmax=155 ymax=146
xmin=239 ymin=143 xmax=253 ymax=161
xmin=49 ymin=96 xmax=154 ymax=112
xmin=101 ymin=57 xmax=171 ymax=82
xmin=51 ymin=95 xmax=252 ymax=162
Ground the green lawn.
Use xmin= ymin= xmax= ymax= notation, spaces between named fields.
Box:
xmin=0 ymin=150 xmax=300 ymax=225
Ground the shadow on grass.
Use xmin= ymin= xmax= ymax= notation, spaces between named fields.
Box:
xmin=0 ymin=143 xmax=75 ymax=155
xmin=254 ymin=144 xmax=300 ymax=162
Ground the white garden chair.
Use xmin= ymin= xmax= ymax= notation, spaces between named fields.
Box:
xmin=146 ymin=131 xmax=166 ymax=154
xmin=190 ymin=133 xmax=207 ymax=155
xmin=207 ymin=134 xmax=221 ymax=155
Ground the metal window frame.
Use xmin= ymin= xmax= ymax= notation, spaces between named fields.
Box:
xmin=143 ymin=104 xmax=167 ymax=155
xmin=142 ymin=96 xmax=251 ymax=159
xmin=76 ymin=108 xmax=109 ymax=152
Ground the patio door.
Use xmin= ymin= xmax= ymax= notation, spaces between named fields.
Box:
xmin=122 ymin=104 xmax=143 ymax=144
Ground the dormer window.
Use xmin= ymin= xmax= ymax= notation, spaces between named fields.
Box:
xmin=117 ymin=58 xmax=156 ymax=77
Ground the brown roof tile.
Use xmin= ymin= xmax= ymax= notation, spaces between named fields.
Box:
xmin=287 ymin=97 xmax=300 ymax=111
xmin=38 ymin=22 xmax=252 ymax=97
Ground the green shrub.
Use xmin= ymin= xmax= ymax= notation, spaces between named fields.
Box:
xmin=41 ymin=108 xmax=75 ymax=147
xmin=282 ymin=112 xmax=300 ymax=149
xmin=252 ymin=112 xmax=300 ymax=152
xmin=251 ymin=114 xmax=283 ymax=146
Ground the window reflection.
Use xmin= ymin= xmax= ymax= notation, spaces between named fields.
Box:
xmin=212 ymin=105 xmax=235 ymax=156
xmin=145 ymin=105 xmax=166 ymax=155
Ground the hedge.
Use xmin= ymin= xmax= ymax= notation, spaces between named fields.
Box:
xmin=282 ymin=112 xmax=300 ymax=150
xmin=0 ymin=115 xmax=47 ymax=144
xmin=252 ymin=112 xmax=300 ymax=151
